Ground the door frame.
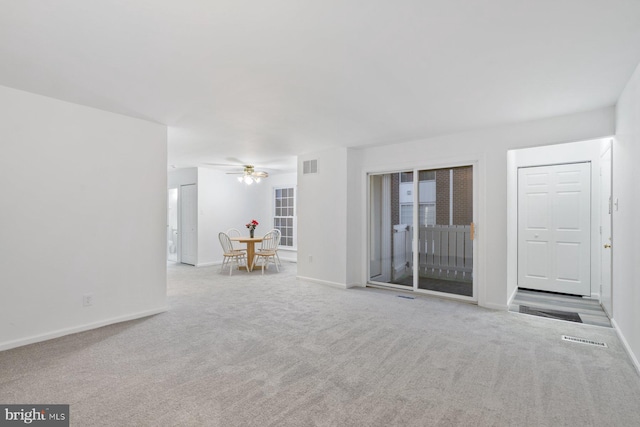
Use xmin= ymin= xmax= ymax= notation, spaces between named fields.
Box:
xmin=366 ymin=160 xmax=479 ymax=303
xmin=179 ymin=183 xmax=198 ymax=266
xmin=506 ymin=138 xmax=612 ymax=307
xmin=599 ymin=142 xmax=613 ymax=317
xmin=167 ymin=188 xmax=179 ymax=262
xmin=516 ymin=161 xmax=592 ymax=296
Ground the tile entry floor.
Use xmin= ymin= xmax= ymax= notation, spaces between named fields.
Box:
xmin=509 ymin=288 xmax=611 ymax=328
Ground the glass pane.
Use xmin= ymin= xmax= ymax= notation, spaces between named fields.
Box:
xmin=418 ymin=170 xmax=436 ymax=181
xmin=417 ymin=166 xmax=473 ymax=296
xmin=400 ymin=172 xmax=413 ymax=183
xmin=369 ymin=172 xmax=413 ymax=287
xmin=276 ymin=188 xmax=282 ymax=197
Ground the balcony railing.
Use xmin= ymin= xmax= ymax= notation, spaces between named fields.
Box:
xmin=393 ymin=224 xmax=473 ymax=282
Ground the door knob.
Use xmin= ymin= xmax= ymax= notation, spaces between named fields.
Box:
xmin=604 ymin=244 xmax=611 ymax=249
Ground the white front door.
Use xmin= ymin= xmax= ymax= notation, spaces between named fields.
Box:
xmin=180 ymin=184 xmax=197 ymax=266
xmin=600 ymin=146 xmax=613 ymax=316
xmin=517 ymin=163 xmax=591 ymax=296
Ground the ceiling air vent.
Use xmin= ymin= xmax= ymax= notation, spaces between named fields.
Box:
xmin=303 ymin=159 xmax=318 ymax=174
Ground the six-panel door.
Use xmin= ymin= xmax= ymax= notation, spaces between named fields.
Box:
xmin=517 ymin=163 xmax=591 ymax=296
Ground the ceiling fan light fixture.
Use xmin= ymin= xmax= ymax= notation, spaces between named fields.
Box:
xmin=229 ymin=165 xmax=269 ymax=185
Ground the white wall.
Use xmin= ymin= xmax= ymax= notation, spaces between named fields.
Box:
xmin=613 ymin=62 xmax=640 ymax=371
xmin=168 ymin=167 xmax=197 ymax=189
xmin=506 ymin=139 xmax=607 ymax=302
xmin=297 ymin=147 xmax=349 ymax=287
xmin=346 ymin=107 xmax=615 ymax=309
xmin=0 ymin=85 xmax=167 ymax=351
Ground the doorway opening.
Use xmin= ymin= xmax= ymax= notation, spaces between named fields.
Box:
xmin=167 ymin=188 xmax=178 ymax=262
xmin=507 ymin=138 xmax=613 ymax=323
xmin=368 ymin=165 xmax=475 ymax=300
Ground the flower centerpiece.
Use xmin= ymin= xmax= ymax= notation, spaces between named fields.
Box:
xmin=246 ymin=219 xmax=259 ymax=238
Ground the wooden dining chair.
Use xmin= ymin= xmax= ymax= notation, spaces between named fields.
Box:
xmin=218 ymin=232 xmax=247 ymax=275
xmin=252 ymin=229 xmax=281 ymax=274
xmin=226 ymin=228 xmax=246 ymax=252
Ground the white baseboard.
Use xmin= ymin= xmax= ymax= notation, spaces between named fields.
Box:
xmin=481 ymin=301 xmax=509 ymax=311
xmin=507 ymin=287 xmax=518 ymax=307
xmin=198 ymin=258 xmax=296 ymax=267
xmin=296 ymin=276 xmax=347 ymax=289
xmin=0 ymin=306 xmax=168 ymax=352
xmin=346 ymin=282 xmax=364 ymax=289
xmin=196 ymin=261 xmax=220 ymax=267
xmin=611 ymin=318 xmax=640 ymax=376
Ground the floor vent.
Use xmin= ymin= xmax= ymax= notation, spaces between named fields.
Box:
xmin=562 ymin=335 xmax=607 ymax=348
xmin=397 ymin=295 xmax=415 ymax=300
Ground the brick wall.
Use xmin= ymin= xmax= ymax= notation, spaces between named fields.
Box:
xmin=434 ymin=166 xmax=472 ymax=226
xmin=391 ymin=173 xmax=400 ymax=226
xmin=453 ymin=166 xmax=473 ymax=225
xmin=435 ymin=169 xmax=450 ymax=225
xmin=386 ymin=167 xmax=472 ymax=227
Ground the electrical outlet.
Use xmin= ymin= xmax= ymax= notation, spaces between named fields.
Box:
xmin=82 ymin=294 xmax=93 ymax=307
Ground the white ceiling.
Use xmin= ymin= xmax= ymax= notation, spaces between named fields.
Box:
xmin=2 ymin=1 xmax=640 ymax=173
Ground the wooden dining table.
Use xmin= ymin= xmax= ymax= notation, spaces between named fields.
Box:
xmin=230 ymin=236 xmax=264 ymax=271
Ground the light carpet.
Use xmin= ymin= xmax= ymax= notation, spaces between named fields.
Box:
xmin=1 ymin=262 xmax=639 ymax=426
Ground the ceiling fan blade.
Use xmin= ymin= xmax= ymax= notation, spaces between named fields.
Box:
xmin=204 ymin=163 xmax=271 ymax=179
xmin=203 ymin=162 xmax=244 ymax=167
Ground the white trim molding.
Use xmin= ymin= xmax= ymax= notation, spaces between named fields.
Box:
xmin=296 ymin=276 xmax=350 ymax=289
xmin=507 ymin=287 xmax=518 ymax=308
xmin=482 ymin=301 xmax=510 ymax=311
xmin=0 ymin=306 xmax=168 ymax=352
xmin=612 ymin=319 xmax=640 ymax=376
xmin=196 ymin=261 xmax=220 ymax=267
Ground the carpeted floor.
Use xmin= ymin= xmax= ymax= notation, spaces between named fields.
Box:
xmin=1 ymin=262 xmax=640 ymax=426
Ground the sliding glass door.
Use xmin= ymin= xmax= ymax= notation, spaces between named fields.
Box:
xmin=369 ymin=165 xmax=475 ymax=299
xmin=369 ymin=172 xmax=414 ymax=287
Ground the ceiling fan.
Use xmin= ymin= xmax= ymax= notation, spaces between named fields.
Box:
xmin=226 ymin=165 xmax=269 ymax=185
